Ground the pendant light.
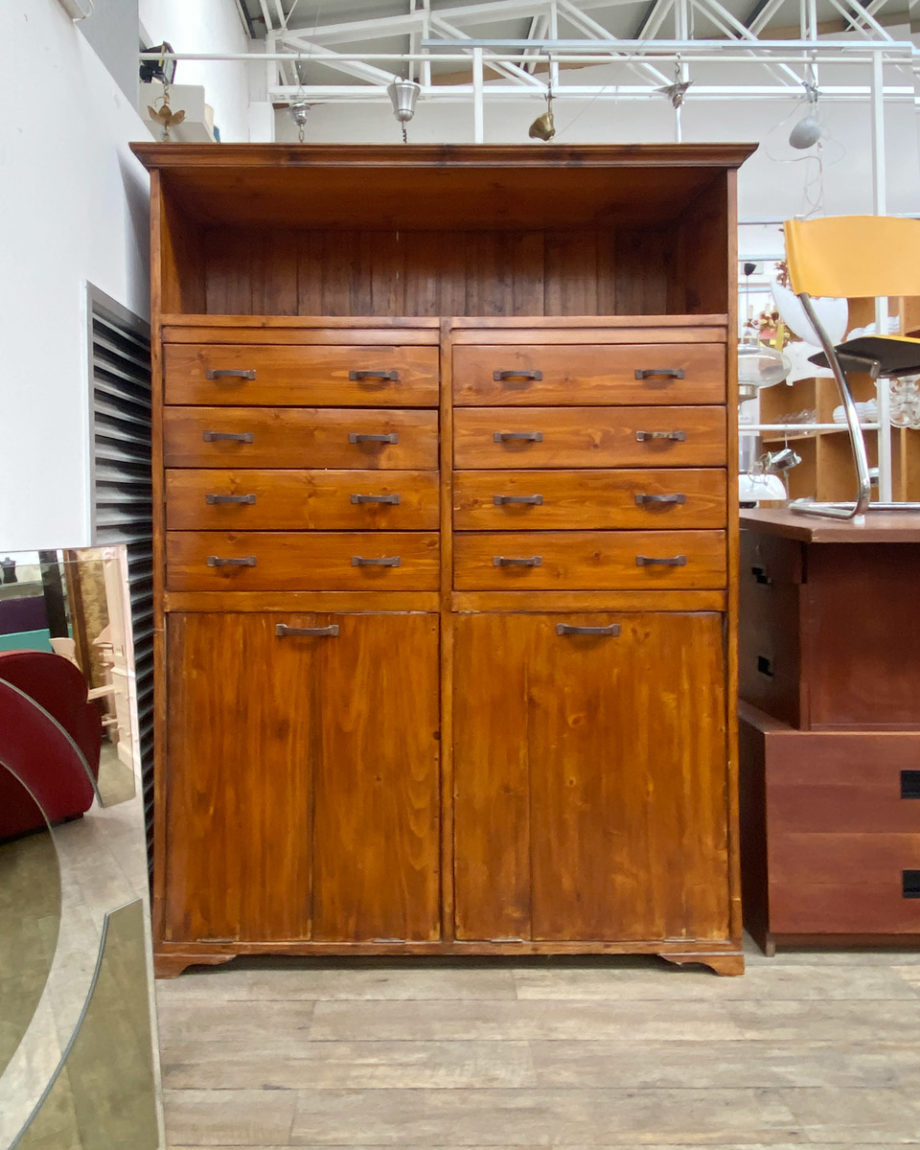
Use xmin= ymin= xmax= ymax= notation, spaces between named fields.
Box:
xmin=388 ymin=78 xmax=421 ymax=143
xmin=789 ymin=79 xmax=822 ymax=149
xmin=738 ymin=262 xmax=788 ymax=398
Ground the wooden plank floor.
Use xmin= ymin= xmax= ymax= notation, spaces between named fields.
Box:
xmin=157 ymin=937 xmax=920 ymax=1148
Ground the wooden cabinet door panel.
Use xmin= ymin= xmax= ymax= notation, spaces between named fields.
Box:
xmin=453 ymin=407 xmax=726 ymax=469
xmin=453 ymin=612 xmax=730 ymax=943
xmin=163 ymin=408 xmax=439 ymax=470
xmin=165 ymin=344 xmax=440 ymax=407
xmin=453 ymin=344 xmax=725 ymax=406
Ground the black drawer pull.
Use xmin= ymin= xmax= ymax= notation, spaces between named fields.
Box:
xmin=635 ymin=430 xmax=687 ymax=442
xmin=900 ymin=771 xmax=920 ymax=799
xmin=634 ymin=367 xmax=686 ymax=380
xmin=493 ymin=369 xmax=543 ymax=382
xmin=350 ymin=493 xmax=401 ymax=505
xmin=634 ymin=493 xmax=686 ymax=506
xmin=206 ymin=555 xmax=257 ymax=568
xmin=275 ymin=623 xmax=339 ymax=638
xmin=349 ymin=432 xmax=399 ymax=445
xmin=751 ymin=565 xmax=773 ymax=585
xmin=205 ymin=493 xmax=257 ymax=505
xmin=493 ymin=555 xmax=542 ymax=567
xmin=205 ymin=368 xmax=256 ymax=381
xmin=635 ymin=554 xmax=687 ymax=567
xmin=494 ymin=431 xmax=543 ymax=443
xmin=351 ymin=555 xmax=401 ymax=567
xmin=556 ymin=623 xmax=621 ymax=637
xmin=349 ymin=369 xmax=399 ymax=382
xmin=202 ymin=431 xmax=254 ymax=443
xmin=903 ymin=871 xmax=920 ymax=899
xmin=757 ymin=655 xmax=774 ymax=678
xmin=493 ymin=494 xmax=544 ymax=506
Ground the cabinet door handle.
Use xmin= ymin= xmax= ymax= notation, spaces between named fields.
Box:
xmin=349 ymin=432 xmax=399 ymax=444
xmin=751 ymin=564 xmax=772 ymax=585
xmin=350 ymin=493 xmax=401 ymax=505
xmin=634 ymin=492 xmax=686 ymax=506
xmin=556 ymin=623 xmax=621 ymax=637
xmin=493 ymin=369 xmax=543 ymax=382
xmin=205 ymin=493 xmax=257 ymax=505
xmin=635 ymin=429 xmax=687 ymax=442
xmin=634 ymin=367 xmax=685 ymax=380
xmin=275 ymin=623 xmax=339 ymax=638
xmin=493 ymin=431 xmax=543 ymax=443
xmin=206 ymin=555 xmax=257 ymax=567
xmin=493 ymin=555 xmax=542 ymax=567
xmin=351 ymin=555 xmax=401 ymax=567
xmin=492 ymin=494 xmax=544 ymax=506
xmin=205 ymin=368 xmax=256 ymax=381
xmin=202 ymin=431 xmax=254 ymax=443
xmin=635 ymin=554 xmax=687 ymax=567
xmin=349 ymin=369 xmax=399 ymax=383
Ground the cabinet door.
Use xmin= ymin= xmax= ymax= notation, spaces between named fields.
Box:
xmin=164 ymin=612 xmax=440 ymax=944
xmin=453 ymin=612 xmax=730 ymax=943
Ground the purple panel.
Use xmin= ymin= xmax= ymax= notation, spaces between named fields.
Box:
xmin=0 ymin=596 xmax=48 ymax=636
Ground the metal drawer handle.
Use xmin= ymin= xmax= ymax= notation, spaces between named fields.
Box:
xmin=634 ymin=493 xmax=686 ymax=506
xmin=634 ymin=368 xmax=686 ymax=380
xmin=205 ymin=369 xmax=256 ymax=381
xmin=493 ymin=494 xmax=544 ymax=506
xmin=206 ymin=555 xmax=257 ymax=567
xmin=350 ymin=493 xmax=401 ymax=505
xmin=751 ymin=564 xmax=772 ymax=585
xmin=349 ymin=432 xmax=399 ymax=444
xmin=556 ymin=623 xmax=621 ymax=637
xmin=202 ymin=431 xmax=254 ymax=443
xmin=635 ymin=554 xmax=687 ymax=567
xmin=493 ymin=555 xmax=542 ymax=567
xmin=493 ymin=369 xmax=543 ymax=382
xmin=635 ymin=430 xmax=687 ymax=442
xmin=275 ymin=623 xmax=339 ymax=638
xmin=349 ymin=369 xmax=399 ymax=382
xmin=493 ymin=431 xmax=543 ymax=443
xmin=351 ymin=555 xmax=401 ymax=567
xmin=206 ymin=493 xmax=257 ymax=505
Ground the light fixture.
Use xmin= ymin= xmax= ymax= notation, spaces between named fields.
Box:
xmin=139 ymin=42 xmax=177 ymax=87
xmin=789 ymin=80 xmax=822 ymax=149
xmin=738 ymin=261 xmax=789 ymax=395
xmin=289 ymin=101 xmax=309 ymax=143
xmin=388 ymin=78 xmax=421 ymax=143
xmin=528 ymin=58 xmax=556 ymax=141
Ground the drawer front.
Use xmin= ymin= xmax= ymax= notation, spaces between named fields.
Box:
xmin=165 ymin=344 xmax=439 ymax=406
xmin=163 ymin=408 xmax=439 ymax=469
xmin=453 ymin=469 xmax=727 ymax=530
xmin=453 ymin=530 xmax=726 ymax=590
xmin=454 ymin=407 xmax=726 ymax=469
xmin=454 ymin=343 xmax=725 ymax=406
xmin=166 ymin=469 xmax=440 ymax=531
xmin=166 ymin=532 xmax=440 ymax=591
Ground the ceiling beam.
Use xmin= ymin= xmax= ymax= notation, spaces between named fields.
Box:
xmin=275 ymin=36 xmax=399 ymax=85
xmin=429 ymin=14 xmax=546 ymax=86
xmin=633 ymin=0 xmax=675 ymax=39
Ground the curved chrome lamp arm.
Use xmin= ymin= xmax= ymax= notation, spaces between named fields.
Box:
xmin=791 ymin=292 xmax=873 ymax=519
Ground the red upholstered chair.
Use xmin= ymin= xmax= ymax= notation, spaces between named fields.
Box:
xmin=0 ymin=651 xmax=102 ymax=839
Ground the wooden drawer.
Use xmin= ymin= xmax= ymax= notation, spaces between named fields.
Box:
xmin=453 ymin=469 xmax=726 ymax=530
xmin=453 ymin=530 xmax=726 ymax=590
xmin=166 ymin=469 xmax=440 ymax=531
xmin=163 ymin=408 xmax=439 ymax=469
xmin=454 ymin=407 xmax=726 ymax=469
xmin=166 ymin=532 xmax=440 ymax=591
xmin=164 ymin=344 xmax=439 ymax=406
xmin=453 ymin=343 xmax=724 ymax=406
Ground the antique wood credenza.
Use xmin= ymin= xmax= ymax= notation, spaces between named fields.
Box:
xmin=131 ymin=143 xmax=754 ymax=977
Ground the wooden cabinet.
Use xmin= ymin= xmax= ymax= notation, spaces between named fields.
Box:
xmin=132 ymin=143 xmax=753 ymax=977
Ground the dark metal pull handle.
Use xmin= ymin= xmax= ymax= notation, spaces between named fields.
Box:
xmin=751 ymin=564 xmax=772 ymax=585
xmin=757 ymin=654 xmax=774 ymax=677
xmin=206 ymin=493 xmax=257 ymax=505
xmin=635 ymin=430 xmax=687 ymax=442
xmin=634 ymin=367 xmax=685 ymax=380
xmin=202 ymin=431 xmax=254 ymax=443
xmin=493 ymin=555 xmax=542 ymax=567
xmin=493 ymin=369 xmax=543 ymax=382
xmin=275 ymin=623 xmax=339 ymax=638
xmin=349 ymin=432 xmax=399 ymax=444
xmin=635 ymin=554 xmax=687 ymax=567
xmin=351 ymin=555 xmax=401 ymax=567
xmin=493 ymin=494 xmax=544 ymax=506
xmin=205 ymin=368 xmax=256 ymax=381
xmin=634 ymin=493 xmax=686 ymax=506
xmin=349 ymin=369 xmax=399 ymax=382
xmin=556 ymin=623 xmax=621 ymax=637
xmin=206 ymin=555 xmax=257 ymax=567
xmin=493 ymin=431 xmax=543 ymax=443
xmin=350 ymin=493 xmax=401 ymax=505
xmin=901 ymin=771 xmax=920 ymax=799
